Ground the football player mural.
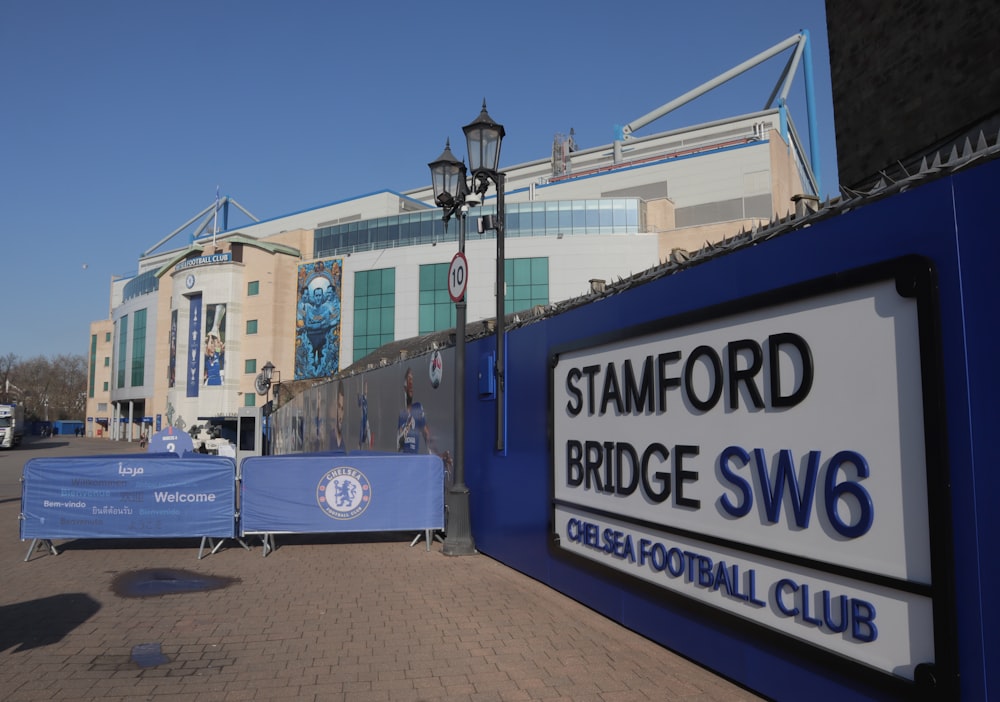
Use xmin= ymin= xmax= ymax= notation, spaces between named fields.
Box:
xmin=203 ymin=303 xmax=226 ymax=386
xmin=295 ymin=260 xmax=342 ymax=380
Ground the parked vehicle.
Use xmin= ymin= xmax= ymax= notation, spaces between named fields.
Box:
xmin=0 ymin=403 xmax=25 ymax=449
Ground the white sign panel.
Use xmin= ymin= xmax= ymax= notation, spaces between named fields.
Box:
xmin=551 ymin=275 xmax=937 ymax=678
xmin=554 ymin=505 xmax=934 ymax=677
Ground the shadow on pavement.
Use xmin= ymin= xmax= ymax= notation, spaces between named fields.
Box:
xmin=0 ymin=593 xmax=101 ymax=653
xmin=12 ymin=440 xmax=73 ymax=451
xmin=49 ymin=530 xmax=415 ymax=555
xmin=45 ymin=537 xmax=216 ymax=553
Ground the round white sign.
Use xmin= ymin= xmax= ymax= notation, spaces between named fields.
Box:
xmin=448 ymin=252 xmax=468 ymax=302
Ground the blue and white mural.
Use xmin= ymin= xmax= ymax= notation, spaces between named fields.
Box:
xmin=294 ymin=259 xmax=342 ymax=380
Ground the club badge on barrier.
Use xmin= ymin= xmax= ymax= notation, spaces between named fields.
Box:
xmin=316 ymin=466 xmax=371 ymax=520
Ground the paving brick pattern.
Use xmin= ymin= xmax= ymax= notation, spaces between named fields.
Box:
xmin=0 ymin=437 xmax=763 ymax=701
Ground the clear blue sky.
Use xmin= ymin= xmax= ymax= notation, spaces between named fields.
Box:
xmin=0 ymin=1 xmax=836 ymax=360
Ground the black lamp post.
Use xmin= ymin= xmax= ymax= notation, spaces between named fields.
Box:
xmin=427 ymin=101 xmax=506 ymax=555
xmin=462 ymin=100 xmax=507 ymax=453
xmin=429 ymin=140 xmax=475 ymax=556
xmin=262 ymin=361 xmax=280 ymax=454
xmin=428 ymin=100 xmax=506 ymax=556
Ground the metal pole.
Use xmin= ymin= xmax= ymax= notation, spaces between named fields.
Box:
xmin=495 ymin=172 xmax=506 ymax=453
xmin=620 ymin=33 xmax=803 ymax=139
xmin=443 ymin=205 xmax=475 ymax=556
xmin=266 ymin=385 xmax=273 ymax=456
xmin=801 ymin=29 xmax=822 ymax=196
xmin=272 ymin=381 xmax=280 ymax=455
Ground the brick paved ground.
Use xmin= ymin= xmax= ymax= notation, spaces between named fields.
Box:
xmin=0 ymin=436 xmax=763 ymax=701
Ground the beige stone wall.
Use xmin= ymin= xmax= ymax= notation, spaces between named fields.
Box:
xmin=645 ymin=199 xmax=676 ymax=233
xmin=247 ymin=240 xmax=303 ymax=392
xmin=648 ymin=127 xmax=806 ymax=262
xmin=144 ymin=232 xmax=309 ymax=425
xmin=769 ymin=131 xmax=801 ymax=219
xmin=657 ymin=219 xmax=767 ymax=261
xmin=85 ymin=319 xmax=114 ymax=438
xmin=237 ymin=248 xmax=272 ymax=399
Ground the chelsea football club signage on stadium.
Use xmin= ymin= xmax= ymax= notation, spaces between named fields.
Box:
xmin=174 ymin=253 xmax=232 ymax=272
xmin=549 ymin=258 xmax=950 ymax=685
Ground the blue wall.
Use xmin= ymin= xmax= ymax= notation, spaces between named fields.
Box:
xmin=462 ymin=158 xmax=999 ymax=701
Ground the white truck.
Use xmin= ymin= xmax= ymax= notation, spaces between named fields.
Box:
xmin=0 ymin=403 xmax=25 ymax=449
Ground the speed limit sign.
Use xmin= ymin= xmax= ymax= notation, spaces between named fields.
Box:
xmin=448 ymin=252 xmax=468 ymax=302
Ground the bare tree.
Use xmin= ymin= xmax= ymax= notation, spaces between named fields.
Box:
xmin=1 ymin=354 xmax=88 ymax=421
xmin=0 ymin=353 xmax=16 ymax=403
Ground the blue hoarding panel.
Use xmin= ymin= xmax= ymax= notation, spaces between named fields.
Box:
xmin=20 ymin=455 xmax=236 ymax=539
xmin=241 ymin=454 xmax=444 ymax=534
xmin=460 ymin=161 xmax=1000 ymax=701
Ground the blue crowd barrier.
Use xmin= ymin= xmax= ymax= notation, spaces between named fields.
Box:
xmin=240 ymin=453 xmax=444 ymax=536
xmin=20 ymin=454 xmax=237 ymax=541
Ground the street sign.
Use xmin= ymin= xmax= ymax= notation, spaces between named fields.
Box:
xmin=448 ymin=252 xmax=469 ymax=302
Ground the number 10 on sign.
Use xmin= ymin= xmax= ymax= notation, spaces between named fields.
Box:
xmin=448 ymin=252 xmax=469 ymax=302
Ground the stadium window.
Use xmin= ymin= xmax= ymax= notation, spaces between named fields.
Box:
xmin=353 ymin=268 xmax=395 ymax=361
xmin=418 ymin=262 xmax=455 ymax=334
xmin=504 ymin=257 xmax=549 ymax=314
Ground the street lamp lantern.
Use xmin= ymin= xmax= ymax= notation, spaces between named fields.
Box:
xmin=429 ymin=140 xmax=468 ymax=210
xmin=262 ymin=360 xmax=275 ymax=384
xmin=463 ymin=99 xmax=505 ymax=184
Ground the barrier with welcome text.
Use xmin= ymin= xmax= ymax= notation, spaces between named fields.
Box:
xmin=20 ymin=454 xmax=237 ymax=540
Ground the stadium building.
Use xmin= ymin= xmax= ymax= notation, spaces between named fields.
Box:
xmin=85 ymin=33 xmax=821 ymax=444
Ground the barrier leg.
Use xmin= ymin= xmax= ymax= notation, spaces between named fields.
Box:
xmin=261 ymin=533 xmax=275 ymax=557
xmin=199 ymin=535 xmax=252 ymax=558
xmin=410 ymin=529 xmax=444 ymax=551
xmin=24 ymin=539 xmax=58 ymax=562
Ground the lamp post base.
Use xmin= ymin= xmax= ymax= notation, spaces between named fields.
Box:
xmin=442 ymin=486 xmax=476 ymax=556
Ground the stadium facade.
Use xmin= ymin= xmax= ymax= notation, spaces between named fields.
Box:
xmin=85 ymin=41 xmax=820 ymax=443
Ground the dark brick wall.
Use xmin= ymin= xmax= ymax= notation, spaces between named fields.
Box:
xmin=827 ymin=0 xmax=1000 ymax=189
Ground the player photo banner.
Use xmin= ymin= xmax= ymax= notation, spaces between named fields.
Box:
xmin=240 ymin=454 xmax=444 ymax=535
xmin=203 ymin=303 xmax=226 ymax=387
xmin=20 ymin=455 xmax=237 ymax=540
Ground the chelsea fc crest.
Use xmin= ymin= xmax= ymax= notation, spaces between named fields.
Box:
xmin=317 ymin=466 xmax=371 ymax=520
